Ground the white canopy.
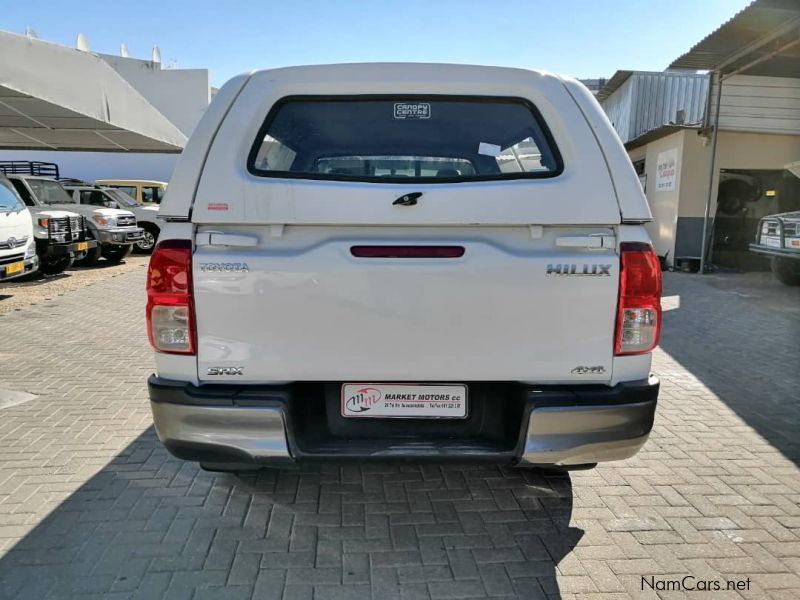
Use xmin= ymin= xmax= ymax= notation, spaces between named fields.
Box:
xmin=0 ymin=31 xmax=187 ymax=152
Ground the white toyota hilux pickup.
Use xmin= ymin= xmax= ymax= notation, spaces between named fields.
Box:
xmin=147 ymin=64 xmax=662 ymax=472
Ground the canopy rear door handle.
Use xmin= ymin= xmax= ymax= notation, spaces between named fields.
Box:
xmin=195 ymin=232 xmax=259 ymax=247
xmin=555 ymin=235 xmax=615 ymax=249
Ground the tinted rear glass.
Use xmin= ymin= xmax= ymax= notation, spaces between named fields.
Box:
xmin=248 ymin=97 xmax=561 ymax=183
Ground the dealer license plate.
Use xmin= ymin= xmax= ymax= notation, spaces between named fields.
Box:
xmin=5 ymin=261 xmax=24 ymax=276
xmin=341 ymin=384 xmax=467 ymax=419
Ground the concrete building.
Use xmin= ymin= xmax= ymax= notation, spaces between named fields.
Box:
xmin=98 ymin=53 xmax=209 ymax=138
xmin=0 ymin=32 xmax=210 ymax=182
xmin=598 ymin=0 xmax=800 ymax=271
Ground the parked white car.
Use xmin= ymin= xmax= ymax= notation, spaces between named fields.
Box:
xmin=6 ymin=173 xmax=144 ymax=265
xmin=0 ymin=174 xmax=38 ymax=281
xmin=60 ymin=181 xmax=161 ymax=252
xmin=146 ymin=64 xmax=662 ymax=472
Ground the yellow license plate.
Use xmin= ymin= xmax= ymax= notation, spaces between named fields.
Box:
xmin=76 ymin=241 xmax=88 ymax=251
xmin=5 ymin=261 xmax=24 ymax=276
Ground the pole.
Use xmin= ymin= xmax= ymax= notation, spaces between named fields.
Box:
xmin=699 ymin=71 xmax=723 ymax=274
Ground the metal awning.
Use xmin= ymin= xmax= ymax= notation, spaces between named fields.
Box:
xmin=0 ymin=30 xmax=187 ymax=152
xmin=668 ymin=0 xmax=800 ymax=77
xmin=623 ymin=124 xmax=701 ymax=151
xmin=595 ymin=70 xmax=633 ymax=103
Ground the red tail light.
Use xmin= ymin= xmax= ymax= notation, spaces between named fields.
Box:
xmin=146 ymin=239 xmax=195 ymax=355
xmin=614 ymin=242 xmax=662 ymax=356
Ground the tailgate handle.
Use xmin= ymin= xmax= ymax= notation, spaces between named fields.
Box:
xmin=195 ymin=232 xmax=259 ymax=247
xmin=556 ymin=235 xmax=615 ymax=250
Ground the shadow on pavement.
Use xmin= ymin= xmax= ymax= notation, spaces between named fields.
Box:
xmin=0 ymin=426 xmax=583 ymax=599
xmin=658 ymin=272 xmax=800 ymax=467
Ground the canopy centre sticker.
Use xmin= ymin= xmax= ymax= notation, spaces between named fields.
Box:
xmin=394 ymin=102 xmax=431 ymax=120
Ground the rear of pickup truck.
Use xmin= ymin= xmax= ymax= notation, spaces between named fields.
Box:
xmin=146 ymin=64 xmax=661 ymax=469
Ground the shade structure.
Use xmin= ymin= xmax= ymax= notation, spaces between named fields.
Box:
xmin=0 ymin=30 xmax=187 ymax=152
xmin=668 ymin=0 xmax=800 ymax=78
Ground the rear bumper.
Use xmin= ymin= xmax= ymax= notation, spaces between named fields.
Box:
xmin=148 ymin=376 xmax=658 ymax=466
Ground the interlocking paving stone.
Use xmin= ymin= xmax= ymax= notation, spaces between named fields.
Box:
xmin=0 ymin=270 xmax=798 ymax=599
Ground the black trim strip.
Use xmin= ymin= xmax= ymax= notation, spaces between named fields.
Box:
xmin=148 ymin=375 xmax=659 ymax=409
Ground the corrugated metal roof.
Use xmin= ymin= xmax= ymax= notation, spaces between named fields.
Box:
xmin=595 ymin=70 xmax=633 ymax=102
xmin=669 ymin=0 xmax=800 ymax=77
xmin=599 ymin=71 xmax=708 ymax=144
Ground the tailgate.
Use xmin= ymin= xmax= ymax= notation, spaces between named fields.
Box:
xmin=193 ymin=225 xmax=618 ymax=383
xmin=189 ymin=77 xmax=624 ymax=384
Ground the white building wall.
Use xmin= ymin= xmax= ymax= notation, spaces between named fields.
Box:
xmin=98 ymin=55 xmax=210 ymax=137
xmin=0 ymin=51 xmax=210 ymax=183
xmin=0 ymin=149 xmax=178 ymax=182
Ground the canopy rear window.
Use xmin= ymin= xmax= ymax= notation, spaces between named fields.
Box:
xmin=248 ymin=96 xmax=562 ymax=183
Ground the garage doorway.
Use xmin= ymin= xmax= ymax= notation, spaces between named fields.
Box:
xmin=711 ymin=169 xmax=800 ymax=270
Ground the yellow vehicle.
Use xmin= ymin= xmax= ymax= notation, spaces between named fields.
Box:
xmin=95 ymin=179 xmax=167 ymax=205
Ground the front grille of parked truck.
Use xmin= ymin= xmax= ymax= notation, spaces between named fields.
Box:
xmin=69 ymin=216 xmax=84 ymax=235
xmin=0 ymin=235 xmax=28 ymax=250
xmin=48 ymin=216 xmax=86 ymax=243
xmin=116 ymin=215 xmax=136 ymax=228
xmin=0 ymin=252 xmax=25 ymax=266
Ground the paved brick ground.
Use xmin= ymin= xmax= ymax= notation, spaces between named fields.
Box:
xmin=0 ymin=270 xmax=798 ymax=599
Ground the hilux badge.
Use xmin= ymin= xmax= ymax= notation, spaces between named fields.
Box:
xmin=546 ymin=264 xmax=612 ymax=276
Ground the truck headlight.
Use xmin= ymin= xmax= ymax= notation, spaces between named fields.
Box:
xmin=38 ymin=217 xmax=49 ymax=228
xmin=25 ymin=242 xmax=37 ymax=258
xmin=93 ymin=215 xmax=116 ymax=227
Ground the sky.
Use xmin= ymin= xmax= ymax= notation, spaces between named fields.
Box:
xmin=3 ymin=0 xmax=752 ymax=87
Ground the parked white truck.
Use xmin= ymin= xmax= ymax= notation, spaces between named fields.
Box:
xmin=60 ymin=180 xmax=161 ymax=253
xmin=0 ymin=163 xmax=95 ymax=275
xmin=4 ymin=169 xmax=143 ymax=265
xmin=146 ymin=64 xmax=662 ymax=472
xmin=0 ymin=173 xmax=38 ymax=281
